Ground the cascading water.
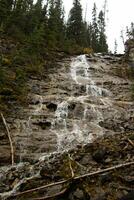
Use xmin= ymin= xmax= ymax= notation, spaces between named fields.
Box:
xmin=13 ymin=55 xmax=114 ymax=160
xmin=52 ymin=54 xmax=112 ymax=152
xmin=0 ymin=53 xmax=132 ymax=200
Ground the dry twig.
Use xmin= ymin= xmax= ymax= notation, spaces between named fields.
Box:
xmin=1 ymin=113 xmax=14 ymax=165
xmin=33 ymin=154 xmax=75 ymax=200
xmin=12 ymin=161 xmax=134 ymax=198
xmin=32 ymin=188 xmax=67 ymax=200
xmin=127 ymin=138 xmax=134 ymax=147
xmin=68 ymin=153 xmax=74 ymax=178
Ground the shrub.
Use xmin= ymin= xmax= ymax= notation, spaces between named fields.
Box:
xmin=83 ymin=48 xmax=93 ymax=55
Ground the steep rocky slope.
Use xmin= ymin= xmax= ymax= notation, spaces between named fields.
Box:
xmin=0 ymin=53 xmax=134 ymax=200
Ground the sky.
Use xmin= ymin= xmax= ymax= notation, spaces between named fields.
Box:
xmin=63 ymin=0 xmax=134 ymax=53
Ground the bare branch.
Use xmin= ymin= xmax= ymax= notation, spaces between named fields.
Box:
xmin=127 ymin=138 xmax=134 ymax=148
xmin=68 ymin=153 xmax=74 ymax=178
xmin=75 ymin=161 xmax=134 ymax=180
xmin=1 ymin=113 xmax=14 ymax=166
xmin=32 ymin=188 xmax=67 ymax=200
xmin=12 ymin=179 xmax=69 ymax=197
xmin=12 ymin=161 xmax=134 ymax=198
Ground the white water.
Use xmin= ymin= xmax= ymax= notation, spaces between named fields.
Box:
xmin=0 ymin=54 xmax=130 ymax=200
xmin=14 ymin=55 xmax=113 ymax=158
xmin=53 ymin=55 xmax=112 ymax=152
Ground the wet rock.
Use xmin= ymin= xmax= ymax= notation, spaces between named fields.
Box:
xmin=69 ymin=188 xmax=89 ymax=200
xmin=46 ymin=185 xmax=62 ymax=196
xmin=94 ymin=193 xmax=107 ymax=200
xmin=80 ymin=154 xmax=92 ymax=165
xmin=119 ymin=190 xmax=134 ymax=200
xmin=31 ymin=84 xmax=40 ymax=93
xmin=87 ymin=58 xmax=97 ymax=62
xmin=100 ymin=173 xmax=112 ymax=185
xmin=0 ymin=88 xmax=13 ymax=96
xmin=74 ymin=104 xmax=84 ymax=119
xmin=0 ymin=146 xmax=11 ymax=166
xmin=30 ymin=100 xmax=40 ymax=105
xmin=33 ymin=121 xmax=51 ymax=129
xmin=40 ymin=165 xmax=61 ymax=181
xmin=68 ymin=103 xmax=76 ymax=111
xmin=0 ymin=132 xmax=6 ymax=139
xmin=46 ymin=102 xmax=57 ymax=111
xmin=40 ymin=166 xmax=53 ymax=179
xmin=73 ymin=188 xmax=86 ymax=199
xmin=120 ymin=176 xmax=134 ymax=184
xmin=92 ymin=149 xmax=107 ymax=163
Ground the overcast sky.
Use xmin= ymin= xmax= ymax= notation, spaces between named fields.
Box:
xmin=63 ymin=0 xmax=134 ymax=53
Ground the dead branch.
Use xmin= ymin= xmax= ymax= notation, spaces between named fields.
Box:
xmin=32 ymin=154 xmax=75 ymax=200
xmin=32 ymin=188 xmax=67 ymax=200
xmin=12 ymin=179 xmax=69 ymax=197
xmin=127 ymin=138 xmax=134 ymax=147
xmin=69 ymin=154 xmax=86 ymax=169
xmin=1 ymin=113 xmax=14 ymax=165
xmin=74 ymin=161 xmax=134 ymax=180
xmin=12 ymin=161 xmax=134 ymax=198
xmin=68 ymin=154 xmax=74 ymax=178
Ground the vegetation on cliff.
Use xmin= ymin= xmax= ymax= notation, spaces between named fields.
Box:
xmin=0 ymin=0 xmax=109 ymax=113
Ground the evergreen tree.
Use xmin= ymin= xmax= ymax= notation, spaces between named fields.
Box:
xmin=87 ymin=23 xmax=93 ymax=47
xmin=91 ymin=3 xmax=99 ymax=52
xmin=0 ymin=0 xmax=13 ymax=25
xmin=82 ymin=21 xmax=89 ymax=47
xmin=98 ymin=10 xmax=108 ymax=52
xmin=5 ymin=0 xmax=34 ymax=36
xmin=114 ymin=39 xmax=117 ymax=54
xmin=126 ymin=22 xmax=134 ymax=39
xmin=66 ymin=0 xmax=84 ymax=46
xmin=47 ymin=0 xmax=65 ymax=48
xmin=25 ymin=0 xmax=44 ymax=34
xmin=0 ymin=0 xmax=109 ymax=54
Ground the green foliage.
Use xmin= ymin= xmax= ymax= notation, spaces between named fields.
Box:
xmin=67 ymin=0 xmax=84 ymax=46
xmin=0 ymin=0 xmax=109 ymax=54
xmin=63 ymin=40 xmax=83 ymax=55
xmin=47 ymin=0 xmax=65 ymax=48
xmin=97 ymin=10 xmax=108 ymax=53
xmin=0 ymin=0 xmax=110 ymax=112
xmin=91 ymin=3 xmax=99 ymax=51
xmin=89 ymin=5 xmax=108 ymax=53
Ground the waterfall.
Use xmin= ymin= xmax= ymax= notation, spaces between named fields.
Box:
xmin=13 ymin=54 xmax=115 ymax=161
xmin=52 ymin=54 xmax=112 ymax=152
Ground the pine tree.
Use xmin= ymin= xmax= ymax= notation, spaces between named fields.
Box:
xmin=114 ymin=39 xmax=117 ymax=54
xmin=82 ymin=21 xmax=89 ymax=47
xmin=87 ymin=23 xmax=93 ymax=47
xmin=126 ymin=22 xmax=134 ymax=39
xmin=91 ymin=3 xmax=99 ymax=52
xmin=47 ymin=0 xmax=65 ymax=48
xmin=5 ymin=0 xmax=34 ymax=36
xmin=66 ymin=0 xmax=84 ymax=46
xmin=98 ymin=10 xmax=108 ymax=52
xmin=26 ymin=0 xmax=44 ymax=34
xmin=0 ymin=0 xmax=13 ymax=26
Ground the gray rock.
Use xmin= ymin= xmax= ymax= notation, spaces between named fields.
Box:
xmin=92 ymin=149 xmax=107 ymax=163
xmin=119 ymin=191 xmax=134 ymax=200
xmin=73 ymin=188 xmax=85 ymax=199
xmin=46 ymin=103 xmax=57 ymax=111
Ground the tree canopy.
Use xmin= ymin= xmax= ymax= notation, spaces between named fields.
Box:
xmin=0 ymin=0 xmax=109 ymax=53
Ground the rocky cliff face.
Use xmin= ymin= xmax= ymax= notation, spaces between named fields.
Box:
xmin=0 ymin=53 xmax=134 ymax=200
xmin=0 ymin=53 xmax=134 ymax=165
